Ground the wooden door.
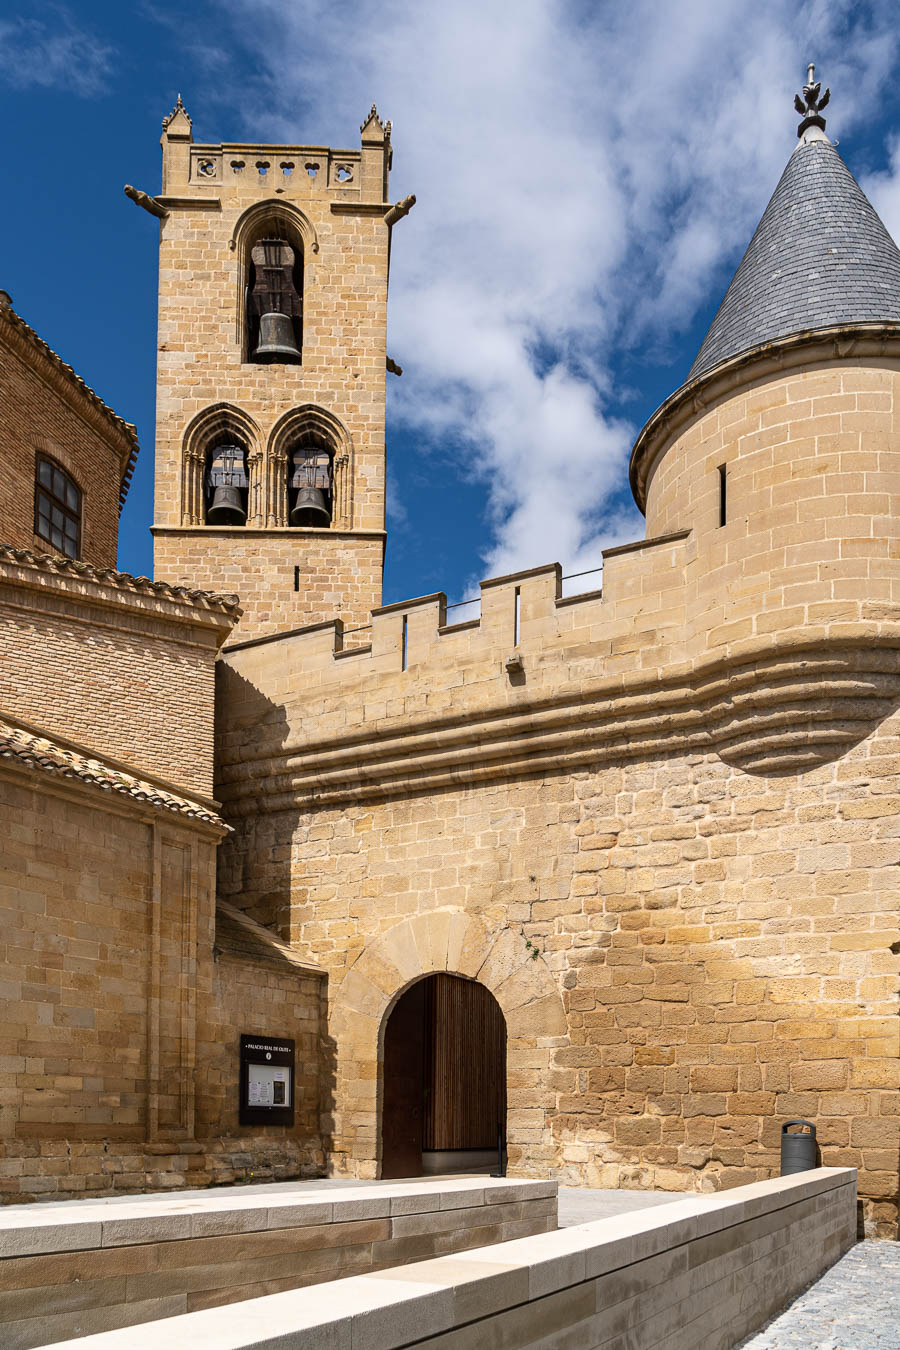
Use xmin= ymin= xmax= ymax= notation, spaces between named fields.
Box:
xmin=381 ymin=981 xmax=425 ymax=1178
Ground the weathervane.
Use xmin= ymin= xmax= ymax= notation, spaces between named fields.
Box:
xmin=794 ymin=62 xmax=830 ymax=139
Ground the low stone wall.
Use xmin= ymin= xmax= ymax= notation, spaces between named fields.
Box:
xmin=45 ymin=1168 xmax=856 ymax=1350
xmin=0 ymin=1177 xmax=555 ymax=1348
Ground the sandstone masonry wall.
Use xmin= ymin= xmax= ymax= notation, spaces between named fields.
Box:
xmin=150 ymin=106 xmax=394 ymax=637
xmin=216 ymin=357 xmax=900 ymax=1237
xmin=0 ymin=765 xmax=221 ymax=1202
xmin=155 ymin=530 xmax=383 ymax=644
xmin=194 ymin=924 xmax=325 ymax=1182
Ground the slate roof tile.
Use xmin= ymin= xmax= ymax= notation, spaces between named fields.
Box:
xmin=690 ymin=138 xmax=900 ymax=379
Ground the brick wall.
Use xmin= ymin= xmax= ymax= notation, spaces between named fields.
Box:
xmin=0 ymin=304 xmax=134 ymax=568
xmin=0 ymin=556 xmax=233 ymax=797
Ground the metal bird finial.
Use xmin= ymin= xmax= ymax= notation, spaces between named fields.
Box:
xmin=795 ymin=62 xmax=830 ymax=138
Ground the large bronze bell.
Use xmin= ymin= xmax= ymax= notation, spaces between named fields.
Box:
xmin=206 ymin=443 xmax=248 ymax=525
xmin=252 ymin=311 xmax=302 ymax=363
xmin=290 ymin=485 xmax=331 ymax=527
xmin=207 ymin=484 xmax=247 ymax=526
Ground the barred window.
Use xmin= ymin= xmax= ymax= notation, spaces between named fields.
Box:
xmin=35 ymin=457 xmax=81 ymax=559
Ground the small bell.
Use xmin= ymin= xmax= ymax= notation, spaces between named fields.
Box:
xmin=290 ymin=485 xmax=331 ymax=527
xmin=252 ymin=311 xmax=302 ymax=363
xmin=207 ymin=484 xmax=247 ymax=526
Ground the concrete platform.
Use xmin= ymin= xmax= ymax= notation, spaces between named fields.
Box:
xmin=39 ymin=1167 xmax=858 ymax=1350
xmin=0 ymin=1175 xmax=556 ymax=1347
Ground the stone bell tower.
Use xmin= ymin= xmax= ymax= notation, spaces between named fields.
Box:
xmin=135 ymin=97 xmax=413 ymax=642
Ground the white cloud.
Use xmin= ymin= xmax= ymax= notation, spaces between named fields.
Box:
xmin=0 ymin=10 xmax=114 ymax=97
xmin=213 ymin=0 xmax=897 ymax=588
xmin=862 ymin=134 xmax=900 ymax=244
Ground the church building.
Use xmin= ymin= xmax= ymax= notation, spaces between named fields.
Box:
xmin=0 ymin=72 xmax=897 ymax=1240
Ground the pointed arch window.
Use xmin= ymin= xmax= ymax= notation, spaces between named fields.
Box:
xmin=289 ymin=445 xmax=332 ymax=527
xmin=246 ymin=236 xmax=303 ymax=364
xmin=205 ymin=443 xmax=249 ymax=525
xmin=35 ymin=456 xmax=81 ymax=558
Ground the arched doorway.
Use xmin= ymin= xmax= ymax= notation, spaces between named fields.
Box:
xmin=381 ymin=973 xmax=507 ymax=1179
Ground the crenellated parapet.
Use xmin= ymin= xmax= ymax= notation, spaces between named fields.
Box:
xmin=215 ymin=487 xmax=900 ymax=815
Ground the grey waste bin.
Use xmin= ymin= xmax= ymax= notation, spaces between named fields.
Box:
xmin=781 ymin=1119 xmax=817 ymax=1175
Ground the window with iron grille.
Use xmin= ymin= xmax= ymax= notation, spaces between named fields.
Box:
xmin=35 ymin=456 xmax=81 ymax=559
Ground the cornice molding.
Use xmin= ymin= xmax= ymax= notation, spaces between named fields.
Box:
xmin=215 ymin=630 xmax=900 ymax=814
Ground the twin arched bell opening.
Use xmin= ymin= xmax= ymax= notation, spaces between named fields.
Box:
xmin=289 ymin=447 xmax=332 ymax=527
xmin=249 ymin=239 xmax=303 ymax=364
xmin=206 ymin=444 xmax=249 ymax=526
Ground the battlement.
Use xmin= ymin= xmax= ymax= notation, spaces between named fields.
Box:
xmin=223 ymin=528 xmax=690 ymax=685
xmin=216 ymin=529 xmax=694 ymax=812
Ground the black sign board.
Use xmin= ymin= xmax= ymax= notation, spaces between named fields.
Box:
xmin=239 ymin=1034 xmax=295 ymax=1127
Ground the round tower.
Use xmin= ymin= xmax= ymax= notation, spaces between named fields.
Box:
xmin=629 ymin=69 xmax=900 ymax=770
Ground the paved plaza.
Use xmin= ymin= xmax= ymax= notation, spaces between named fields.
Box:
xmin=739 ymin=1241 xmax=900 ymax=1349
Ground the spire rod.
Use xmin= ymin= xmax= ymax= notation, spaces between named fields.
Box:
xmin=794 ymin=62 xmax=830 ymax=141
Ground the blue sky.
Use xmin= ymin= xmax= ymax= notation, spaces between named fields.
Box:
xmin=3 ymin=1 xmax=900 ymax=605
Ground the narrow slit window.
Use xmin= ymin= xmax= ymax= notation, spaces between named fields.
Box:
xmin=718 ymin=464 xmax=727 ymax=527
xmin=293 ymin=565 xmax=300 ymax=592
xmin=514 ymin=586 xmax=521 ymax=646
xmin=401 ymin=615 xmax=408 ymax=671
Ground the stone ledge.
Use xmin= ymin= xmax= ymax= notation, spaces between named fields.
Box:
xmin=40 ymin=1169 xmax=855 ymax=1350
xmin=0 ymin=1176 xmax=554 ymax=1259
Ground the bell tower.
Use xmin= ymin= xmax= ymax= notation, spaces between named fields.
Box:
xmin=138 ymin=98 xmax=413 ymax=642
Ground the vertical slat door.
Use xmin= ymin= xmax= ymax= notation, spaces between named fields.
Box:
xmin=423 ymin=974 xmax=506 ymax=1151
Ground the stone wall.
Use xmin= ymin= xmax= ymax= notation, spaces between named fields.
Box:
xmin=0 ymin=300 xmax=135 ymax=569
xmin=0 ymin=554 xmax=234 ymax=798
xmin=155 ymin=529 xmax=383 ymax=644
xmin=0 ymin=765 xmax=221 ymax=1202
xmin=150 ymin=103 xmax=395 ymax=638
xmin=194 ymin=905 xmax=326 ymax=1183
xmin=215 ymin=358 xmax=900 ymax=1238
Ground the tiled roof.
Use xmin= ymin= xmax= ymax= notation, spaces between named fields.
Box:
xmin=689 ymin=138 xmax=900 ymax=380
xmin=0 ymin=300 xmax=140 ymax=510
xmin=0 ymin=544 xmax=242 ymax=618
xmin=0 ymin=717 xmax=227 ymax=829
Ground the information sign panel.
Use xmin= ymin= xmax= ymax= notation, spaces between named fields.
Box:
xmin=239 ymin=1034 xmax=295 ymax=1127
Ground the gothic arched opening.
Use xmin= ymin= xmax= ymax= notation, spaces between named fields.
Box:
xmin=381 ymin=973 xmax=507 ymax=1179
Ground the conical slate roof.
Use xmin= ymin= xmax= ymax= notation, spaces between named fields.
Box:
xmin=689 ymin=136 xmax=900 ymax=380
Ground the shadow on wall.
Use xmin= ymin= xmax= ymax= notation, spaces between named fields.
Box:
xmin=214 ymin=660 xmax=293 ymax=935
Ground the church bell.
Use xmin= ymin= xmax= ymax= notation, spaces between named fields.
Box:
xmin=248 ymin=238 xmax=303 ymax=364
xmin=252 ymin=311 xmax=302 ymax=363
xmin=290 ymin=485 xmax=331 ymax=527
xmin=289 ymin=447 xmax=332 ymax=527
xmin=206 ymin=444 xmax=249 ymax=526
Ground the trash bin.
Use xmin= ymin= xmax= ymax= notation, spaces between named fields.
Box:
xmin=781 ymin=1119 xmax=817 ymax=1175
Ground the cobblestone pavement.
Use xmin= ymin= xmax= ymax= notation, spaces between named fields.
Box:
xmin=738 ymin=1241 xmax=900 ymax=1349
